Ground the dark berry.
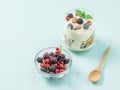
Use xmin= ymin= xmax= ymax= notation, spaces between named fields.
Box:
xmin=40 ymin=68 xmax=47 ymax=72
xmin=60 ymin=54 xmax=65 ymax=60
xmin=66 ymin=16 xmax=70 ymax=21
xmin=43 ymin=54 xmax=49 ymax=59
xmin=49 ymin=66 xmax=56 ymax=72
xmin=37 ymin=57 xmax=42 ymax=63
xmin=68 ymin=13 xmax=73 ymax=18
xmin=67 ymin=23 xmax=73 ymax=30
xmin=83 ymin=23 xmax=89 ymax=30
xmin=54 ymin=54 xmax=59 ymax=58
xmin=51 ymin=57 xmax=57 ymax=64
xmin=77 ymin=18 xmax=83 ymax=24
xmin=49 ymin=52 xmax=54 ymax=56
xmin=64 ymin=59 xmax=70 ymax=64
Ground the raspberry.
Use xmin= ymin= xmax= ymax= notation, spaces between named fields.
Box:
xmin=60 ymin=69 xmax=65 ymax=72
xmin=59 ymin=64 xmax=64 ymax=69
xmin=66 ymin=16 xmax=70 ymax=21
xmin=87 ymin=21 xmax=92 ymax=26
xmin=46 ymin=64 xmax=50 ymax=68
xmin=53 ymin=63 xmax=57 ymax=67
xmin=55 ymin=69 xmax=60 ymax=73
xmin=45 ymin=59 xmax=50 ymax=64
xmin=40 ymin=63 xmax=45 ymax=68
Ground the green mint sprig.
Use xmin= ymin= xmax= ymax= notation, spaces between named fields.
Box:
xmin=76 ymin=10 xmax=93 ymax=19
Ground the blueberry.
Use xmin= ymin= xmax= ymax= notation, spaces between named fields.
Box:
xmin=64 ymin=59 xmax=70 ymax=64
xmin=68 ymin=13 xmax=73 ymax=18
xmin=40 ymin=68 xmax=47 ymax=72
xmin=67 ymin=23 xmax=73 ymax=30
xmin=60 ymin=54 xmax=65 ymax=60
xmin=83 ymin=23 xmax=89 ymax=30
xmin=43 ymin=54 xmax=49 ymax=59
xmin=51 ymin=57 xmax=57 ymax=64
xmin=77 ymin=18 xmax=83 ymax=24
xmin=49 ymin=66 xmax=56 ymax=72
xmin=49 ymin=52 xmax=54 ymax=56
xmin=37 ymin=57 xmax=42 ymax=63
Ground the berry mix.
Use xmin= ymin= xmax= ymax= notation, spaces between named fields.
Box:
xmin=66 ymin=9 xmax=93 ymax=31
xmin=36 ymin=47 xmax=70 ymax=74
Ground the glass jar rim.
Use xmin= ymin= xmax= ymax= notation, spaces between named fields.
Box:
xmin=65 ymin=8 xmax=94 ymax=19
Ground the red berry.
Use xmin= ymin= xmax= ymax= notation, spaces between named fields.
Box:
xmin=56 ymin=65 xmax=60 ymax=69
xmin=55 ymin=69 xmax=60 ymax=73
xmin=66 ymin=16 xmax=70 ymax=21
xmin=56 ymin=47 xmax=59 ymax=51
xmin=45 ymin=52 xmax=49 ymax=54
xmin=53 ymin=63 xmax=57 ymax=67
xmin=56 ymin=50 xmax=61 ymax=54
xmin=40 ymin=63 xmax=45 ymax=68
xmin=46 ymin=64 xmax=50 ymax=68
xmin=45 ymin=59 xmax=50 ymax=64
xmin=60 ymin=69 xmax=65 ymax=72
xmin=57 ymin=61 xmax=60 ymax=65
xmin=87 ymin=21 xmax=92 ymax=26
xmin=59 ymin=64 xmax=64 ymax=69
xmin=60 ymin=61 xmax=64 ymax=64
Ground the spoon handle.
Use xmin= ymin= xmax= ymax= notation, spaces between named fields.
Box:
xmin=97 ymin=47 xmax=111 ymax=70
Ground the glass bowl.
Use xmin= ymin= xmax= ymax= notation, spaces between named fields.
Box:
xmin=34 ymin=47 xmax=72 ymax=79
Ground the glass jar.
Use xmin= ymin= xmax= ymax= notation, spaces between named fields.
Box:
xmin=62 ymin=8 xmax=95 ymax=51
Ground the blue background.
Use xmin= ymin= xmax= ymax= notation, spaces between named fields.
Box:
xmin=0 ymin=0 xmax=120 ymax=90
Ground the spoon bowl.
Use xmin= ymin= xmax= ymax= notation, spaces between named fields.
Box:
xmin=88 ymin=70 xmax=101 ymax=82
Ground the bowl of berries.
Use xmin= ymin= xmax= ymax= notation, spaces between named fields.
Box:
xmin=34 ymin=47 xmax=72 ymax=79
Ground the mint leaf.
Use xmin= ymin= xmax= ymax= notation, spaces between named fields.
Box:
xmin=76 ymin=10 xmax=83 ymax=17
xmin=85 ymin=14 xmax=93 ymax=19
xmin=81 ymin=11 xmax=86 ymax=18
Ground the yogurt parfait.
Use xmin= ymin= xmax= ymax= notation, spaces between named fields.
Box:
xmin=62 ymin=8 xmax=95 ymax=51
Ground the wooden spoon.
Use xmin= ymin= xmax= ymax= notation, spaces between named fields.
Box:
xmin=88 ymin=47 xmax=111 ymax=82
